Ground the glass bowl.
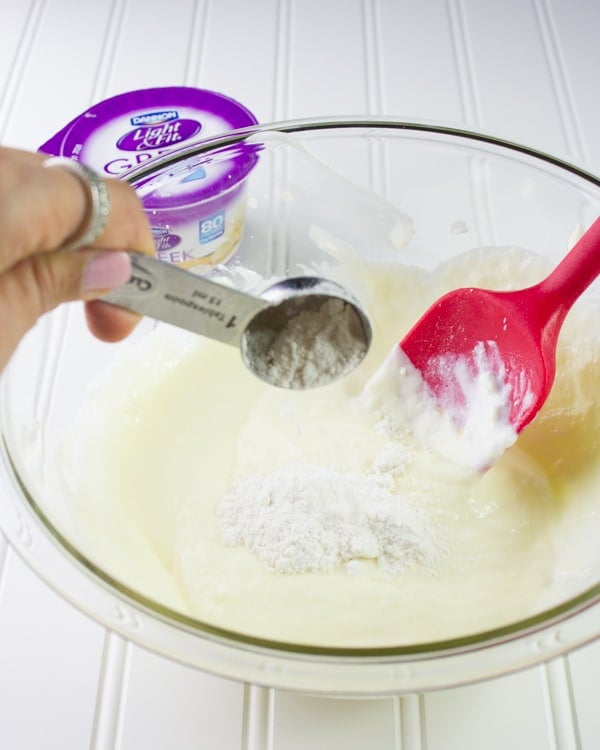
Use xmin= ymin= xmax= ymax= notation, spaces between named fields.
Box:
xmin=2 ymin=118 xmax=600 ymax=696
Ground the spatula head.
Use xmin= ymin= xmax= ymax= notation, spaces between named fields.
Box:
xmin=399 ymin=287 xmax=553 ymax=433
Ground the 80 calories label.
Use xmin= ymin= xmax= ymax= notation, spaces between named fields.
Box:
xmin=199 ymin=211 xmax=226 ymax=244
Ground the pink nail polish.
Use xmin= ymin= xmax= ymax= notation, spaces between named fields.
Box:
xmin=83 ymin=251 xmax=132 ymax=291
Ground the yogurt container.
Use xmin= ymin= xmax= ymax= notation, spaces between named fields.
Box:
xmin=39 ymin=87 xmax=258 ymax=269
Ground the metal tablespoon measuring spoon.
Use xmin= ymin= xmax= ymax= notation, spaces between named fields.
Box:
xmin=103 ymin=252 xmax=372 ymax=389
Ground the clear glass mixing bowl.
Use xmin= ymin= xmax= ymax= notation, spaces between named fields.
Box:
xmin=2 ymin=119 xmax=600 ymax=696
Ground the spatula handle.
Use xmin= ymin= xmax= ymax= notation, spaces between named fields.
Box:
xmin=539 ymin=216 xmax=600 ymax=311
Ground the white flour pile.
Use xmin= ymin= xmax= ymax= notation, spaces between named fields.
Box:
xmin=218 ymin=461 xmax=441 ymax=575
xmin=248 ymin=298 xmax=367 ymax=389
xmin=218 ymin=334 xmax=533 ymax=574
xmin=217 ymin=337 xmax=522 ymax=575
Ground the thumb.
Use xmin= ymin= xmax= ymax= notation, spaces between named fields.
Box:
xmin=0 ymin=248 xmax=131 ymax=371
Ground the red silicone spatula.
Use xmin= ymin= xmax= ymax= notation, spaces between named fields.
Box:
xmin=400 ymin=217 xmax=600 ymax=433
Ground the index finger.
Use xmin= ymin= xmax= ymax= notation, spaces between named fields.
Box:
xmin=0 ymin=146 xmax=154 ymax=272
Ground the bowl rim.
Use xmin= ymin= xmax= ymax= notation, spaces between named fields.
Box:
xmin=123 ymin=114 xmax=600 ymax=191
xmin=3 ymin=116 xmax=600 ymax=667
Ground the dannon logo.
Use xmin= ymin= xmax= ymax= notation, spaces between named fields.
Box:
xmin=130 ymin=110 xmax=179 ymax=126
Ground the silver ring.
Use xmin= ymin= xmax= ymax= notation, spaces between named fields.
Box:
xmin=43 ymin=156 xmax=111 ymax=250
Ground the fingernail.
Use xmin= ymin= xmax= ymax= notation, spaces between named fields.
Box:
xmin=82 ymin=251 xmax=131 ymax=292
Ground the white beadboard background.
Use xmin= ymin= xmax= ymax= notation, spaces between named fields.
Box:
xmin=1 ymin=0 xmax=600 ymax=748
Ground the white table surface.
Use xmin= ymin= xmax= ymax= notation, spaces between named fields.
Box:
xmin=2 ymin=0 xmax=600 ymax=747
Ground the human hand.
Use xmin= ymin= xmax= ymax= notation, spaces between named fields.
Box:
xmin=0 ymin=146 xmax=155 ymax=372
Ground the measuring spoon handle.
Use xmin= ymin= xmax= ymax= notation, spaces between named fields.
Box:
xmin=102 ymin=252 xmax=267 ymax=346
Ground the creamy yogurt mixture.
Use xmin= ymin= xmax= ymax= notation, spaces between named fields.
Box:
xmin=59 ymin=245 xmax=600 ymax=647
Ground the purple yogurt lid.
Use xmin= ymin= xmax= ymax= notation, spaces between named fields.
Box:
xmin=39 ymin=87 xmax=258 ymax=206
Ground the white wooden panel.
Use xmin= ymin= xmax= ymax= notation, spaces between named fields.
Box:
xmin=273 ymin=691 xmax=397 ymax=750
xmin=548 ymin=0 xmax=600 ymax=172
xmin=541 ymin=657 xmax=581 ymax=750
xmin=117 ymin=644 xmax=244 ymax=750
xmin=425 ymin=667 xmax=552 ymax=750
xmin=567 ymin=638 xmax=600 ymax=749
xmin=0 ymin=1 xmax=38 ymax=127
xmin=378 ymin=0 xmax=466 ymax=123
xmin=458 ymin=0 xmax=568 ymax=152
xmin=197 ymin=0 xmax=281 ymax=123
xmin=285 ymin=0 xmax=370 ymax=119
xmin=0 ymin=547 xmax=104 ymax=749
xmin=102 ymin=0 xmax=199 ymax=97
xmin=2 ymin=1 xmax=118 ymax=149
xmin=1 ymin=0 xmax=600 ymax=747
